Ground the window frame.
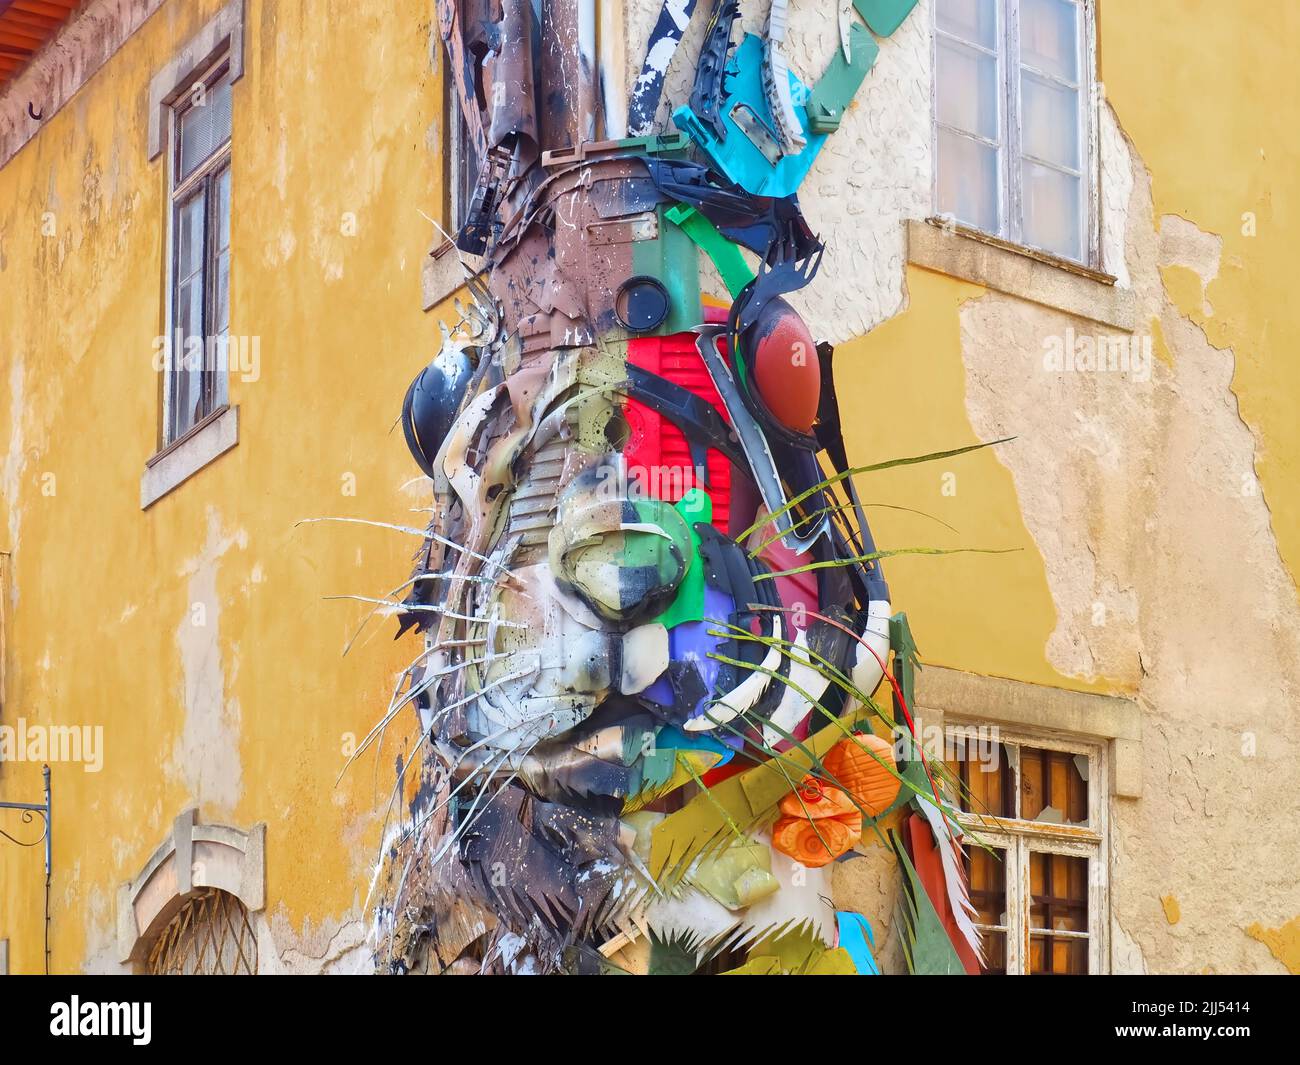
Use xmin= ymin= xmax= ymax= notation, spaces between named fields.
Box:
xmin=163 ymin=55 xmax=233 ymax=447
xmin=945 ymin=721 xmax=1110 ymax=974
xmin=446 ymin=82 xmax=477 ymax=236
xmin=931 ymin=0 xmax=1100 ymax=268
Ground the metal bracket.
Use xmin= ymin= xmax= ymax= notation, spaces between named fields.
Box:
xmin=0 ymin=763 xmax=51 ymax=877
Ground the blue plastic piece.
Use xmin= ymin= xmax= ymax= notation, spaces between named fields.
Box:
xmin=672 ymin=34 xmax=827 ymax=199
xmin=836 ymin=911 xmax=880 ymax=974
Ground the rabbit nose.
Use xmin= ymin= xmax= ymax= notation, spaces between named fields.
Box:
xmin=549 ymin=470 xmax=695 ymax=624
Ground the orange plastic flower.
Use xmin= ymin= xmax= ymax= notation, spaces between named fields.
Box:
xmin=821 ymin=733 xmax=900 ymax=817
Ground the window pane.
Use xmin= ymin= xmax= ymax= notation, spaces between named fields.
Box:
xmin=172 ymin=192 xmax=206 ymax=440
xmin=1021 ymin=71 xmax=1080 ymax=169
xmin=936 ymin=0 xmax=998 ymax=50
xmin=963 ymin=845 xmax=1007 ymax=974
xmin=1029 ymin=851 xmax=1089 ymax=974
xmin=172 ymin=276 xmax=205 ymax=437
xmin=1020 ymin=0 xmax=1080 ymax=83
xmin=1020 ymin=745 xmax=1089 ymax=824
xmin=936 ymin=36 xmax=1000 ymax=140
xmin=945 ymin=737 xmax=1014 ymax=817
xmin=967 ymin=846 xmax=1007 ymax=926
xmin=979 ymin=930 xmax=1007 ymax=975
xmin=936 ymin=129 xmax=1000 ymax=234
xmin=179 ymin=75 xmax=233 ymax=180
xmin=214 ymin=166 xmax=231 ymax=252
xmin=1021 ymin=159 xmax=1081 ymax=260
xmin=1029 ymin=933 xmax=1087 ymax=974
xmin=177 ymin=194 xmax=205 ymax=280
xmin=1030 ymin=851 xmax=1088 ymax=931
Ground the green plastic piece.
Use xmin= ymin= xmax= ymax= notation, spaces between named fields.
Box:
xmin=853 ymin=0 xmax=920 ymax=37
xmin=889 ymin=611 xmax=921 ymax=719
xmin=632 ymin=205 xmax=704 ymax=335
xmin=664 ymin=203 xmax=755 ymax=299
xmin=653 ymin=488 xmax=712 ymax=630
xmin=893 ymin=830 xmax=968 ymax=975
xmin=808 ymin=23 xmax=879 ymax=134
xmin=625 ymin=496 xmax=694 ymax=602
xmin=608 ymin=131 xmax=692 ymax=157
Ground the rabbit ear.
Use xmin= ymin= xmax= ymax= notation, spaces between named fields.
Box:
xmin=628 ymin=0 xmax=705 ymax=137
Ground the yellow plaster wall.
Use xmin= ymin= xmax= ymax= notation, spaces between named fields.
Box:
xmin=1099 ymin=0 xmax=1300 ymax=586
xmin=836 ymin=266 xmax=1105 ymax=694
xmin=0 ymin=0 xmax=450 ymax=973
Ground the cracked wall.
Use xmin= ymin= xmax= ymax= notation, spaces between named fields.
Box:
xmin=817 ymin=2 xmax=1300 ymax=972
xmin=0 ymin=0 xmax=444 ymax=974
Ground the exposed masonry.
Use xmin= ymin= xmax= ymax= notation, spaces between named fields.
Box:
xmin=957 ymin=104 xmax=1300 ymax=972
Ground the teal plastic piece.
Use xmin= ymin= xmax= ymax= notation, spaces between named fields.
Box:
xmin=672 ymin=34 xmax=828 ymax=199
xmin=664 ymin=203 xmax=755 ymax=298
xmin=853 ymin=0 xmax=920 ymax=37
xmin=807 ymin=23 xmax=879 ymax=134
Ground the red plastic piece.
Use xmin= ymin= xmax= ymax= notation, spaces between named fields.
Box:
xmin=625 ymin=332 xmax=732 ymax=530
xmin=752 ymin=302 xmax=820 ymax=433
xmin=904 ymin=813 xmax=982 ymax=975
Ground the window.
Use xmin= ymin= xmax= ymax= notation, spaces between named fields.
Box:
xmin=165 ymin=59 xmax=232 ymax=444
xmin=933 ymin=0 xmax=1096 ymax=264
xmin=944 ymin=726 xmax=1107 ymax=974
xmin=146 ymin=888 xmax=257 ymax=975
xmin=448 ymin=88 xmax=477 ymax=236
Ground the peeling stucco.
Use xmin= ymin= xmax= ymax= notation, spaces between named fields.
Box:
xmin=169 ymin=508 xmax=247 ymax=811
xmin=954 ymin=105 xmax=1300 ymax=973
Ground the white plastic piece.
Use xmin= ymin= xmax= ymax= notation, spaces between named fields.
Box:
xmin=762 ymin=628 xmax=832 ymax=747
xmin=851 ymin=597 xmax=892 ymax=700
xmin=621 ymin=623 xmax=670 ymax=694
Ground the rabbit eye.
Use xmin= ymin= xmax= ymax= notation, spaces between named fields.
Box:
xmin=747 ymin=298 xmax=821 ymax=435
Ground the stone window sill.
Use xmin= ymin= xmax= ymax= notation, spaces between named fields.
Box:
xmin=906 ymin=218 xmax=1138 ymax=332
xmin=912 ymin=664 xmax=1142 ymax=798
xmin=141 ymin=405 xmax=238 ymax=510
xmin=422 ymin=238 xmax=483 ymax=312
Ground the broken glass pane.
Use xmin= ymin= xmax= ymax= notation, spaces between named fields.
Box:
xmin=1020 ymin=745 xmax=1089 ymax=824
xmin=945 ymin=739 xmax=1015 ymax=818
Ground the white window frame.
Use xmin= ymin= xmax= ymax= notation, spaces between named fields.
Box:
xmin=931 ymin=0 xmax=1100 ymax=267
xmin=945 ymin=721 xmax=1110 ymax=974
xmin=162 ymin=53 xmax=233 ymax=447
